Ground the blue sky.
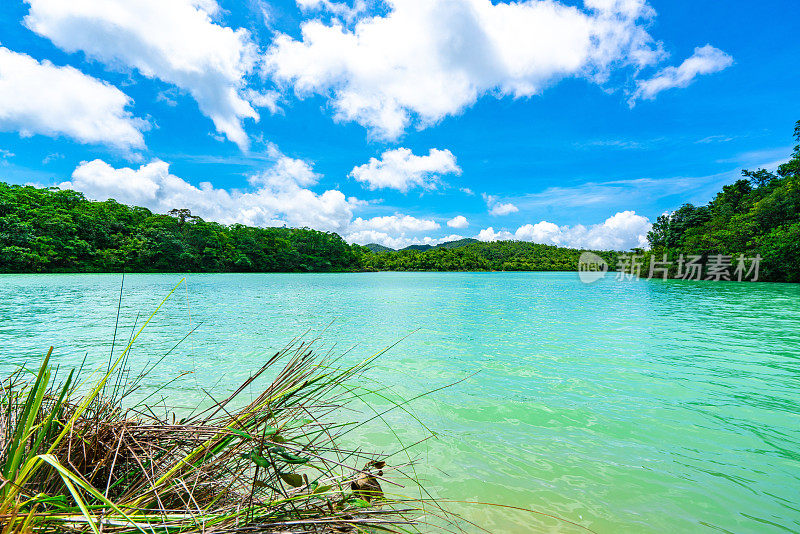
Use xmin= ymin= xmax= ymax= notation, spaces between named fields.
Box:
xmin=0 ymin=0 xmax=797 ymax=249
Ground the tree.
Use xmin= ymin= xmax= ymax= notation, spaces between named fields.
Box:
xmin=168 ymin=208 xmax=199 ymax=226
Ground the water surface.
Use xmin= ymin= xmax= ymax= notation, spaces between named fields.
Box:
xmin=1 ymin=272 xmax=798 ymax=533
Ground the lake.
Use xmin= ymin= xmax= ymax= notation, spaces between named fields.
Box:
xmin=1 ymin=272 xmax=798 ymax=533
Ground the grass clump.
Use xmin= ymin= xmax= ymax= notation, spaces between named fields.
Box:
xmin=0 ymin=282 xmax=454 ymax=533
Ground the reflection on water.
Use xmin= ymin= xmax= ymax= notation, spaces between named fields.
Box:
xmin=1 ymin=272 xmax=799 ymax=533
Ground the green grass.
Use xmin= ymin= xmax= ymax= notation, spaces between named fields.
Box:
xmin=0 ymin=279 xmax=457 ymax=534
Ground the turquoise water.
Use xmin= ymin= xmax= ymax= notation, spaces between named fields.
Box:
xmin=1 ymin=272 xmax=799 ymax=533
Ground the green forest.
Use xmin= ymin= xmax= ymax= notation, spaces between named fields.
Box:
xmin=1 ymin=120 xmax=797 ymax=278
xmin=361 ymin=241 xmax=618 ymax=272
xmin=0 ymin=184 xmax=361 ymax=272
xmin=643 ymin=120 xmax=800 ymax=282
xmin=0 ymin=182 xmax=614 ymax=273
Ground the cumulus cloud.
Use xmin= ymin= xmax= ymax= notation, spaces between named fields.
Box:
xmin=484 ymin=194 xmax=519 ymax=216
xmin=490 ymin=203 xmax=519 ymax=216
xmin=244 ymin=89 xmax=282 ymax=114
xmin=297 ymin=0 xmax=368 ymax=22
xmin=60 ymin=156 xmax=362 ymax=232
xmin=630 ymin=44 xmax=732 ymax=104
xmin=345 ymin=214 xmax=442 ymax=248
xmin=477 ymin=227 xmax=513 ymax=241
xmin=347 ymin=231 xmax=464 ymax=249
xmin=350 ymin=214 xmax=439 ymax=233
xmin=477 ymin=210 xmax=651 ymax=250
xmin=447 ymin=215 xmax=468 ymax=228
xmin=24 ymin=0 xmax=263 ymax=149
xmin=265 ymin=0 xmax=666 ymax=138
xmin=0 ymin=47 xmax=146 ymax=150
xmin=57 ymin=153 xmax=458 ymax=248
xmin=516 ymin=210 xmax=650 ymax=249
xmin=349 ymin=148 xmax=460 ymax=192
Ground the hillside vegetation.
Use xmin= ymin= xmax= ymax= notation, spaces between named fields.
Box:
xmin=0 ymin=184 xmax=360 ymax=272
xmin=0 ymin=183 xmax=615 ymax=273
xmin=360 ymin=240 xmax=619 ymax=272
xmin=644 ymin=120 xmax=800 ymax=282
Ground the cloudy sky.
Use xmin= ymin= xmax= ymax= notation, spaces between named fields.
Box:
xmin=0 ymin=0 xmax=797 ymax=249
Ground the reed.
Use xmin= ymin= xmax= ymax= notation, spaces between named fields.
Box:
xmin=0 ymin=281 xmax=455 ymax=533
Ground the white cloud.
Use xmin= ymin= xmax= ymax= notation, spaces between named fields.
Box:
xmin=477 ymin=227 xmax=514 ymax=241
xmin=346 ymin=214 xmax=441 ymax=248
xmin=249 ymin=144 xmax=319 ymax=188
xmin=350 ymin=214 xmax=439 ymax=233
xmin=447 ymin=215 xmax=468 ymax=228
xmin=57 ymin=150 xmax=471 ymax=249
xmin=43 ymin=153 xmax=64 ymax=164
xmin=514 ymin=221 xmax=561 ymax=243
xmin=60 ymin=156 xmax=362 ymax=232
xmin=349 ymin=147 xmax=461 ymax=192
xmin=347 ymin=230 xmax=464 ymax=249
xmin=477 ymin=210 xmax=651 ymax=250
xmin=0 ymin=47 xmax=146 ymax=151
xmin=576 ymin=138 xmax=660 ymax=150
xmin=518 ymin=210 xmax=651 ymax=249
xmin=265 ymin=0 xmax=666 ymax=138
xmin=484 ymin=194 xmax=519 ymax=216
xmin=490 ymin=203 xmax=519 ymax=216
xmin=630 ymin=44 xmax=732 ymax=104
xmin=695 ymin=134 xmax=734 ymax=144
xmin=297 ymin=0 xmax=368 ymax=22
xmin=245 ymin=89 xmax=282 ymax=114
xmin=24 ymin=0 xmax=262 ymax=149
xmin=57 ymin=153 xmax=464 ymax=249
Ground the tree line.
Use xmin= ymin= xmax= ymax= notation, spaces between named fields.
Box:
xmin=360 ymin=241 xmax=619 ymax=272
xmin=2 ymin=120 xmax=797 ymax=279
xmin=0 ymin=184 xmax=360 ymax=272
xmin=0 ymin=182 xmax=616 ymax=274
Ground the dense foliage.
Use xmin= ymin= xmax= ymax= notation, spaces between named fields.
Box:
xmin=645 ymin=120 xmax=800 ymax=282
xmin=0 ymin=181 xmax=619 ymax=273
xmin=361 ymin=241 xmax=619 ymax=272
xmin=0 ymin=184 xmax=360 ymax=272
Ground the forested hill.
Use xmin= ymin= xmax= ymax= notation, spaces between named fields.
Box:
xmin=0 ymin=182 xmax=617 ymax=273
xmin=644 ymin=120 xmax=800 ymax=282
xmin=0 ymin=183 xmax=360 ymax=272
xmin=361 ymin=241 xmax=619 ymax=272
xmin=363 ymin=238 xmax=479 ymax=253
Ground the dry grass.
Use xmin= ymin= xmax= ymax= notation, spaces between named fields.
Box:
xmin=0 ymin=280 xmax=458 ymax=534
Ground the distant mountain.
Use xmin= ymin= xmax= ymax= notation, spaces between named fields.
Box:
xmin=360 ymin=239 xmax=621 ymax=272
xmin=436 ymin=238 xmax=479 ymax=249
xmin=363 ymin=243 xmax=394 ymax=253
xmin=401 ymin=238 xmax=480 ymax=252
xmin=368 ymin=237 xmax=480 ymax=253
